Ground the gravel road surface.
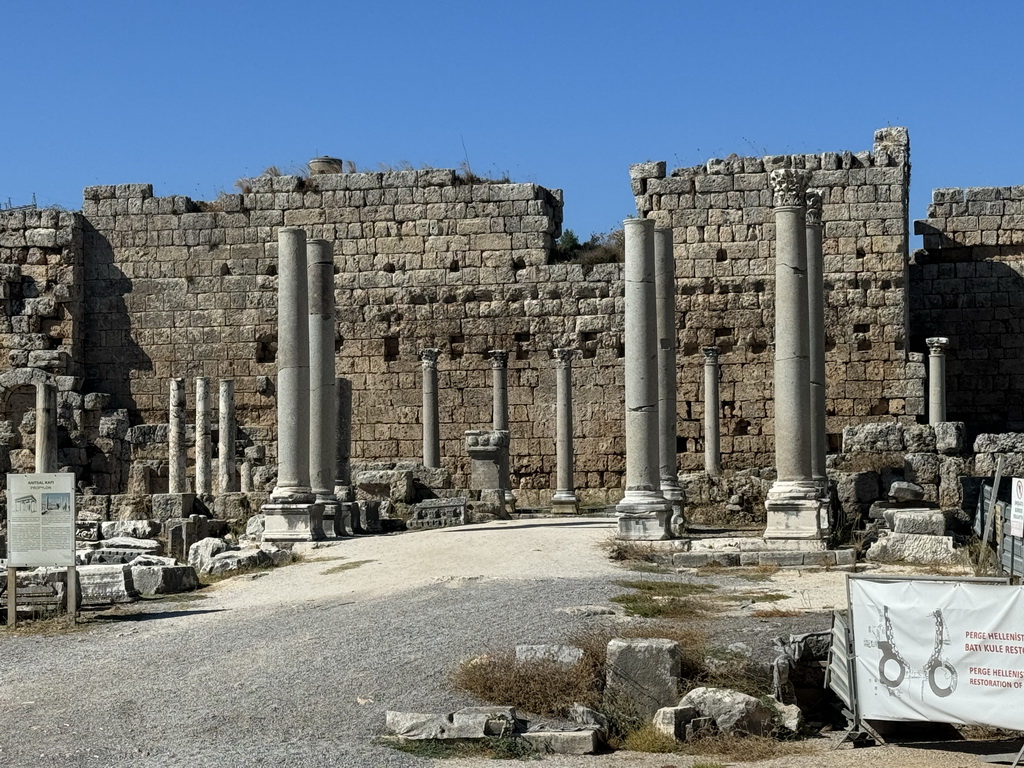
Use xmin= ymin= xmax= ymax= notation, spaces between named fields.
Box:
xmin=0 ymin=518 xmax=1010 ymax=767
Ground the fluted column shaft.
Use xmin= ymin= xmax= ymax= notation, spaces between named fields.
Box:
xmin=552 ymin=348 xmax=577 ymax=507
xmin=195 ymin=377 xmax=212 ymax=495
xmin=168 ymin=378 xmax=186 ymax=493
xmin=489 ymin=350 xmax=510 ymax=495
xmin=218 ymin=380 xmax=237 ymax=493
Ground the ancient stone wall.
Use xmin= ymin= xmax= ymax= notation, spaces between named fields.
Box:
xmin=912 ymin=187 xmax=1024 ymax=437
xmin=72 ymin=173 xmax=634 ymax=504
xmin=632 ymin=127 xmax=923 ymax=471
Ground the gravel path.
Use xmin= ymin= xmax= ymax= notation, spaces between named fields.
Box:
xmin=0 ymin=518 xmax=1007 ymax=767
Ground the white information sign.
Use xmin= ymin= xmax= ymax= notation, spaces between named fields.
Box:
xmin=850 ymin=577 xmax=1024 ymax=730
xmin=6 ymin=473 xmax=76 ymax=567
xmin=1012 ymin=478 xmax=1024 ymax=538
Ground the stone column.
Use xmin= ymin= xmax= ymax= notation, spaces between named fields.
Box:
xmin=263 ymin=226 xmax=324 ymax=541
xmin=702 ymin=347 xmax=721 ymax=477
xmin=488 ymin=349 xmax=512 ymax=504
xmin=421 ymin=349 xmax=441 ymax=469
xmin=764 ymin=169 xmax=828 ymax=542
xmin=335 ymin=377 xmax=355 ymax=535
xmin=616 ymin=217 xmax=671 ymax=540
xmin=218 ymin=380 xmax=237 ymax=493
xmin=195 ymin=377 xmax=212 ymax=496
xmin=655 ymin=227 xmax=683 ymax=507
xmin=307 ymin=239 xmax=339 ymax=531
xmin=805 ymin=188 xmax=828 ymax=490
xmin=34 ymin=382 xmax=57 ymax=473
xmin=168 ymin=378 xmax=186 ymax=493
xmin=551 ymin=348 xmax=579 ymax=514
xmin=927 ymin=337 xmax=950 ymax=425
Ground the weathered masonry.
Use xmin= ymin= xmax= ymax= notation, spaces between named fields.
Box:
xmin=0 ymin=126 xmax=1012 ymax=507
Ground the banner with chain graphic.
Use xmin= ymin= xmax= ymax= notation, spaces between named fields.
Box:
xmin=850 ymin=577 xmax=1024 ymax=729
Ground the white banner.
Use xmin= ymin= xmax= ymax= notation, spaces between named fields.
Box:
xmin=850 ymin=577 xmax=1024 ymax=730
xmin=1012 ymin=478 xmax=1024 ymax=538
xmin=7 ymin=473 xmax=76 ymax=567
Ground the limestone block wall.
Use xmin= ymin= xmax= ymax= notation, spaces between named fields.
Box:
xmin=912 ymin=187 xmax=1024 ymax=436
xmin=75 ymin=172 xmax=634 ymax=504
xmin=631 ymin=127 xmax=923 ymax=471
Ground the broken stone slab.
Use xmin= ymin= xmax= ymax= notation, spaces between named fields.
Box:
xmin=188 ymin=537 xmax=235 ymax=574
xmin=889 ymin=481 xmax=924 ymax=502
xmin=245 ymin=514 xmax=266 ymax=540
xmin=515 ymin=645 xmax=584 ymax=665
xmin=569 ymin=704 xmax=608 ymax=738
xmin=204 ymin=548 xmax=273 ymax=576
xmin=521 ymin=728 xmax=599 ymax=755
xmin=101 ymin=519 xmax=161 ymax=540
xmin=76 ymin=521 xmax=101 ymax=541
xmin=865 ymin=532 xmax=959 ymax=565
xmin=678 ymin=686 xmax=775 ymax=736
xmin=407 ymin=497 xmax=468 ymax=530
xmin=75 ymin=494 xmax=110 ymax=522
xmin=652 ymin=705 xmax=699 ymax=740
xmin=100 ymin=536 xmax=162 ymax=553
xmin=385 ymin=707 xmax=523 ymax=740
xmin=77 ymin=564 xmax=140 ymax=605
xmin=605 ymin=638 xmax=682 ymax=719
xmin=130 ymin=554 xmax=178 ymax=566
xmin=893 ymin=510 xmax=946 ymax=536
xmin=259 ymin=543 xmax=293 ymax=567
xmin=131 ymin=564 xmax=200 ymax=596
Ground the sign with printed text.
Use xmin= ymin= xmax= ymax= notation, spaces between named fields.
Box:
xmin=6 ymin=473 xmax=76 ymax=567
xmin=850 ymin=578 xmax=1024 ymax=730
xmin=1012 ymin=478 xmax=1024 ymax=538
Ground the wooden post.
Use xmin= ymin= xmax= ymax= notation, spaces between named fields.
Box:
xmin=6 ymin=567 xmax=15 ymax=628
xmin=67 ymin=565 xmax=76 ymax=626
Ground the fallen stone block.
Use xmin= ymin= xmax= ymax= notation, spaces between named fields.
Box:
xmin=522 ymin=728 xmax=599 ymax=755
xmin=842 ymin=422 xmax=903 ymax=453
xmin=385 ymin=711 xmax=452 ymax=740
xmin=935 ymin=421 xmax=965 ymax=454
xmin=653 ymin=705 xmax=699 ymax=740
xmin=101 ymin=519 xmax=161 ymax=540
xmin=569 ymin=704 xmax=608 ymax=738
xmin=605 ymin=638 xmax=681 ymax=719
xmin=678 ymin=686 xmax=775 ymax=736
xmin=259 ymin=543 xmax=293 ymax=567
xmin=407 ymin=497 xmax=468 ymax=530
xmin=449 ymin=707 xmax=521 ymax=738
xmin=189 ymin=537 xmax=235 ymax=574
xmin=355 ymin=469 xmax=414 ymax=504
xmin=77 ymin=564 xmax=139 ymax=605
xmin=152 ymin=493 xmax=196 ymax=521
xmin=110 ymin=494 xmax=152 ymax=520
xmin=205 ymin=548 xmax=272 ymax=576
xmin=893 ymin=510 xmax=945 ymax=536
xmin=866 ymin=532 xmax=959 ymax=565
xmin=131 ymin=564 xmax=200 ymax=596
xmin=100 ymin=536 xmax=162 ymax=553
xmin=889 ymin=481 xmax=924 ymax=502
xmin=75 ymin=494 xmax=110 ymax=522
xmin=515 ymin=645 xmax=584 ymax=665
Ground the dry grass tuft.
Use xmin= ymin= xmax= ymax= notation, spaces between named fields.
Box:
xmin=621 ymin=724 xmax=679 ymax=753
xmin=452 ymin=651 xmax=601 ymax=717
xmin=750 ymin=607 xmax=801 ymax=618
xmin=696 ymin=563 xmax=779 ymax=581
xmin=321 ymin=559 xmax=374 ymax=575
xmin=675 ymin=732 xmax=817 ymax=761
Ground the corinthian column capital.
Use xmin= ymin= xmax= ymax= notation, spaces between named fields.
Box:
xmin=769 ymin=168 xmax=812 ymax=209
xmin=805 ymin=188 xmax=824 ymax=226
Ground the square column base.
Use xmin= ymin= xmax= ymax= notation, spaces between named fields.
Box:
xmin=763 ymin=481 xmax=829 ymax=541
xmin=551 ymin=494 xmax=580 ymax=515
xmin=261 ymin=501 xmax=325 ymax=542
xmin=616 ymin=491 xmax=673 ymax=540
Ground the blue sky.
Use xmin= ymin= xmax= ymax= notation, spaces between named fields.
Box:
xmin=3 ymin=1 xmax=1021 ymax=244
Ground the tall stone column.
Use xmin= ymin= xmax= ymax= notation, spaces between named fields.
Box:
xmin=489 ymin=349 xmax=513 ymax=503
xmin=195 ymin=377 xmax=212 ymax=496
xmin=551 ymin=348 xmax=579 ymax=514
xmin=655 ymin=227 xmax=683 ymax=508
xmin=764 ymin=169 xmax=828 ymax=542
xmin=421 ymin=349 xmax=441 ymax=469
xmin=263 ymin=226 xmax=324 ymax=541
xmin=168 ymin=378 xmax=186 ymax=493
xmin=34 ymin=382 xmax=57 ymax=473
xmin=307 ymin=239 xmax=338 ymax=531
xmin=927 ymin=337 xmax=950 ymax=425
xmin=616 ymin=217 xmax=671 ymax=539
xmin=702 ymin=347 xmax=721 ymax=477
xmin=805 ymin=188 xmax=828 ymax=490
xmin=218 ymin=380 xmax=237 ymax=493
xmin=335 ymin=377 xmax=355 ymax=535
